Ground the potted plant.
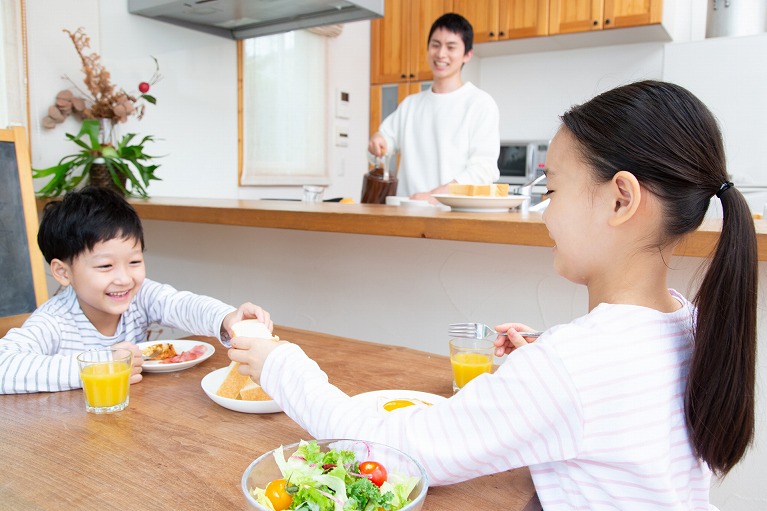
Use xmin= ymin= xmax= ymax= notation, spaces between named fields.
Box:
xmin=33 ymin=27 xmax=162 ymax=198
xmin=32 ymin=119 xmax=160 ymax=198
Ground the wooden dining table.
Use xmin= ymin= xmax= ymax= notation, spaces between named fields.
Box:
xmin=0 ymin=326 xmax=539 ymax=511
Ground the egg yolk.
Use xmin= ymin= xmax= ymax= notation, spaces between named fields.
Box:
xmin=382 ymin=399 xmax=416 ymax=411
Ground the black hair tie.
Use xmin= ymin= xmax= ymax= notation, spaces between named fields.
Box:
xmin=715 ymin=181 xmax=734 ymax=198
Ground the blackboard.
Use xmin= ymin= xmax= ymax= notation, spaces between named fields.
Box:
xmin=0 ymin=127 xmax=47 ymax=335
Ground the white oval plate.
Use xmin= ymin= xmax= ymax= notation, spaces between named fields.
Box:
xmin=431 ymin=194 xmax=528 ymax=212
xmin=201 ymin=367 xmax=282 ymax=414
xmin=351 ymin=389 xmax=448 ymax=415
xmin=138 ymin=340 xmax=215 ymax=373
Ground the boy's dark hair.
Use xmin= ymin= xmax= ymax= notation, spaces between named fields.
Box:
xmin=428 ymin=13 xmax=473 ymax=54
xmin=37 ymin=186 xmax=145 ymax=263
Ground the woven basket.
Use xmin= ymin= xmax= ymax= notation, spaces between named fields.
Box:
xmin=89 ymin=163 xmax=127 ymax=195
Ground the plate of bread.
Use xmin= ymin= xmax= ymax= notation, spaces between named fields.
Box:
xmin=200 ymin=319 xmax=281 ymax=413
xmin=201 ymin=362 xmax=281 ymax=413
xmin=139 ymin=340 xmax=215 ymax=373
xmin=433 ymin=183 xmax=528 ymax=212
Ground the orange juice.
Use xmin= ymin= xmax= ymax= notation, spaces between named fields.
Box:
xmin=451 ymin=352 xmax=492 ymax=388
xmin=81 ymin=361 xmax=131 ymax=408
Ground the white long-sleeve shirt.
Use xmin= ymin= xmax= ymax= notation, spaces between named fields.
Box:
xmin=376 ymin=82 xmax=500 ymax=196
xmin=261 ymin=289 xmax=713 ymax=510
xmin=0 ymin=279 xmax=235 ymax=394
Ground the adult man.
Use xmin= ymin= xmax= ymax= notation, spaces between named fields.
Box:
xmin=368 ymin=13 xmax=501 ymax=201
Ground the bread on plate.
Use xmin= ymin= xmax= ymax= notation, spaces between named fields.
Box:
xmin=215 ymin=361 xmax=272 ymax=401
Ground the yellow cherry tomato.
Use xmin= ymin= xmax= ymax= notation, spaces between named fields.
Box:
xmin=265 ymin=478 xmax=292 ymax=511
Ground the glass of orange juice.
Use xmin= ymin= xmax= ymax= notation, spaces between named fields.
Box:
xmin=77 ymin=348 xmax=132 ymax=414
xmin=449 ymin=338 xmax=494 ymax=393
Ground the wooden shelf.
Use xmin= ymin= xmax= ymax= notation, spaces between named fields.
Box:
xmin=97 ymin=196 xmax=767 ymax=261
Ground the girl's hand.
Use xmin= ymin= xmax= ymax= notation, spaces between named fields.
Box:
xmin=112 ymin=341 xmax=144 ymax=384
xmin=222 ymin=302 xmax=273 ymax=337
xmin=493 ymin=322 xmax=538 ymax=357
xmin=228 ymin=336 xmax=287 ymax=383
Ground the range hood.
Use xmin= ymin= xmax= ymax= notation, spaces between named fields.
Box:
xmin=128 ymin=0 xmax=384 ymax=39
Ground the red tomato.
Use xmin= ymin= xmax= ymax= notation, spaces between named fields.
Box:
xmin=358 ymin=461 xmax=387 ymax=487
xmin=138 ymin=82 xmax=150 ymax=93
xmin=265 ymin=478 xmax=292 ymax=510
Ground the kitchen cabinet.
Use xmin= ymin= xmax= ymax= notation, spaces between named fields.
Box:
xmin=549 ymin=0 xmax=662 ymax=35
xmin=370 ymin=0 xmax=453 ymax=85
xmin=453 ymin=0 xmax=549 ymax=43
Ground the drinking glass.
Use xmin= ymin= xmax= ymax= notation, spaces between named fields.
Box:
xmin=77 ymin=348 xmax=132 ymax=413
xmin=449 ymin=338 xmax=494 ymax=393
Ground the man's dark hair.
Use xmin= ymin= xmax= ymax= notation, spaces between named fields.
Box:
xmin=427 ymin=12 xmax=473 ymax=54
xmin=37 ymin=186 xmax=145 ymax=263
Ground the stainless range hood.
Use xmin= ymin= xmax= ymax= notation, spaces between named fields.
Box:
xmin=128 ymin=0 xmax=384 ymax=39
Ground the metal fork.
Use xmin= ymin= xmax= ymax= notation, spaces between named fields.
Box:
xmin=448 ymin=322 xmax=543 ymax=339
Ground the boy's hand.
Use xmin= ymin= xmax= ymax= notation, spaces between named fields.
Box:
xmin=228 ymin=336 xmax=287 ymax=383
xmin=112 ymin=341 xmax=144 ymax=384
xmin=493 ymin=322 xmax=537 ymax=357
xmin=222 ymin=303 xmax=273 ymax=337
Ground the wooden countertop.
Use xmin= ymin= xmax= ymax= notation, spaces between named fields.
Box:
xmin=0 ymin=326 xmax=539 ymax=511
xmin=39 ymin=196 xmax=767 ymax=260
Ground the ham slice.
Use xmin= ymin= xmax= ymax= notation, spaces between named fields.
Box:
xmin=160 ymin=344 xmax=207 ymax=364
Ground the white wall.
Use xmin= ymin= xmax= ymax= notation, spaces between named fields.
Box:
xmin=23 ymin=1 xmax=767 ymax=509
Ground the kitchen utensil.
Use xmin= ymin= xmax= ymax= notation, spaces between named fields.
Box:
xmin=448 ymin=322 xmax=543 ymax=339
xmin=361 ymin=154 xmax=398 ymax=204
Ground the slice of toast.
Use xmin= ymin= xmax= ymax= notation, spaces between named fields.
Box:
xmin=231 ymin=319 xmax=279 ymax=341
xmin=216 ymin=361 xmax=252 ymax=399
xmin=239 ymin=380 xmax=271 ymax=401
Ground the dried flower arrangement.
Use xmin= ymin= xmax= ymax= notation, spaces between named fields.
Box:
xmin=41 ymin=27 xmax=161 ymax=129
xmin=33 ymin=27 xmax=162 ymax=198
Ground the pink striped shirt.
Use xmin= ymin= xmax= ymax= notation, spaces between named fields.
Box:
xmin=260 ymin=289 xmax=712 ymax=510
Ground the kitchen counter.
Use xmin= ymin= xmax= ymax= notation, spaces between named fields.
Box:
xmin=121 ymin=197 xmax=767 ymax=261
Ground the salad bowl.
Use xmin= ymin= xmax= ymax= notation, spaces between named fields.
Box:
xmin=242 ymin=439 xmax=429 ymax=511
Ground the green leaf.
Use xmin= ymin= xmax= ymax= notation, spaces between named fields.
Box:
xmin=141 ymin=94 xmax=157 ymax=105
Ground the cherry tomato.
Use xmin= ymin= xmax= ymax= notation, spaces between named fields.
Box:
xmin=265 ymin=478 xmax=292 ymax=510
xmin=358 ymin=461 xmax=387 ymax=487
xmin=138 ymin=82 xmax=150 ymax=93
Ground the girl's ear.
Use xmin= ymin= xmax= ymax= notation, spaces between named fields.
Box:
xmin=608 ymin=170 xmax=641 ymax=227
xmin=50 ymin=259 xmax=71 ymax=286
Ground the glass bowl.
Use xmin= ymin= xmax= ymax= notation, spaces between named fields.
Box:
xmin=242 ymin=439 xmax=429 ymax=510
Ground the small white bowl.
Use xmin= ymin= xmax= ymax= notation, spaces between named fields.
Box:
xmin=200 ymin=367 xmax=281 ymax=414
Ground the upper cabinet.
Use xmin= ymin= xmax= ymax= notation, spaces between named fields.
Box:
xmin=453 ymin=0 xmax=549 ymax=43
xmin=372 ymin=0 xmax=667 ymax=85
xmin=370 ymin=0 xmax=453 ymax=85
xmin=549 ymin=0 xmax=662 ymax=34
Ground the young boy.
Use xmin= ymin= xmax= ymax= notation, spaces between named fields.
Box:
xmin=0 ymin=186 xmax=272 ymax=394
xmin=367 ymin=12 xmax=500 ymax=200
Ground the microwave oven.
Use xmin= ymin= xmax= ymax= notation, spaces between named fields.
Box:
xmin=497 ymin=141 xmax=549 ymax=185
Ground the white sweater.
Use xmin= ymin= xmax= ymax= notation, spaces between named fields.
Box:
xmin=0 ymin=279 xmax=235 ymax=394
xmin=261 ymin=289 xmax=714 ymax=510
xmin=376 ymin=82 xmax=500 ymax=196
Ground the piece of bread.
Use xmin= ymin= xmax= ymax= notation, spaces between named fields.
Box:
xmin=231 ymin=319 xmax=279 ymax=341
xmin=448 ymin=183 xmax=509 ymax=197
xmin=239 ymin=380 xmax=272 ymax=401
xmin=448 ymin=183 xmax=471 ymax=196
xmin=216 ymin=361 xmax=253 ymax=399
xmin=490 ymin=183 xmax=509 ymax=196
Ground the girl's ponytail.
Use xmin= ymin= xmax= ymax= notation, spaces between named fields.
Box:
xmin=687 ymin=185 xmax=757 ymax=476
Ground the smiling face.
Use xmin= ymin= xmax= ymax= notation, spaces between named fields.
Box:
xmin=427 ymin=27 xmax=472 ymax=90
xmin=51 ymin=236 xmax=146 ymax=335
xmin=542 ymin=129 xmax=613 ymax=286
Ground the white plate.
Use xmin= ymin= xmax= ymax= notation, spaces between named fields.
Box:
xmin=352 ymin=389 xmax=447 ymax=415
xmin=432 ymin=194 xmax=528 ymax=212
xmin=138 ymin=340 xmax=215 ymax=373
xmin=200 ymin=367 xmax=282 ymax=414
